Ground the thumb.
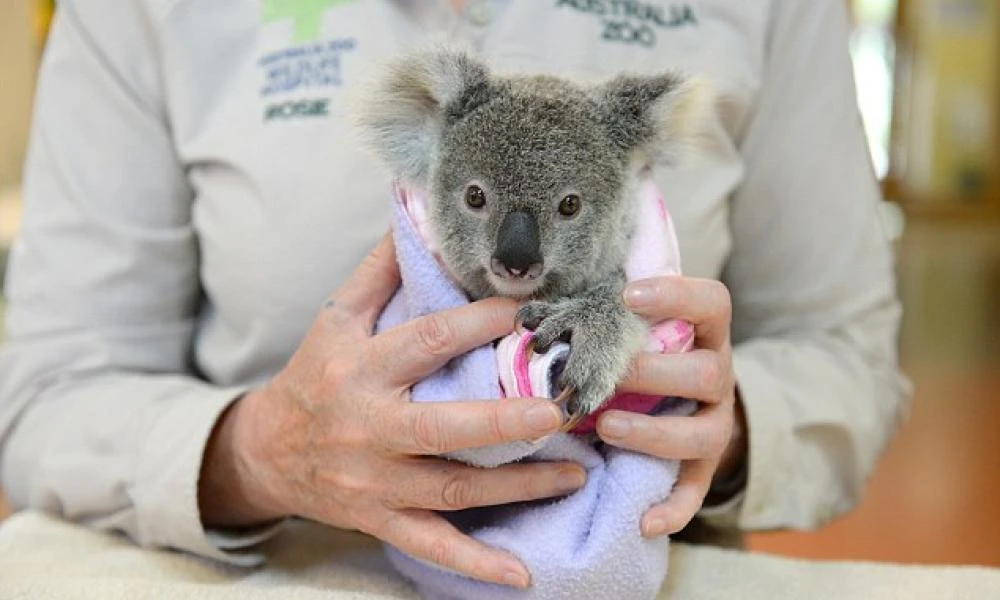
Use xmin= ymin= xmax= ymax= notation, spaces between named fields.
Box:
xmin=330 ymin=232 xmax=401 ymax=327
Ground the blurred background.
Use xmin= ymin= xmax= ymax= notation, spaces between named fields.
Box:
xmin=0 ymin=0 xmax=998 ymax=567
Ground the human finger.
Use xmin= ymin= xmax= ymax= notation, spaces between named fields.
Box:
xmin=384 ymin=458 xmax=586 ymax=511
xmin=596 ymin=408 xmax=731 ymax=460
xmin=328 ymin=233 xmax=401 ymax=329
xmin=619 ymin=349 xmax=733 ymax=401
xmin=623 ymin=277 xmax=732 ymax=349
xmin=374 ymin=397 xmax=564 ymax=455
xmin=641 ymin=459 xmax=716 ymax=537
xmin=368 ymin=297 xmax=519 ymax=386
xmin=378 ymin=509 xmax=532 ymax=588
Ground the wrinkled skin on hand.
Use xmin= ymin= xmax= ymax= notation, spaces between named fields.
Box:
xmin=596 ymin=276 xmax=746 ymax=537
xmin=199 ymin=235 xmax=588 ymax=589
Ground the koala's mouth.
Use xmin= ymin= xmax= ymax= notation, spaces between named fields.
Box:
xmin=486 ymin=262 xmax=547 ymax=298
xmin=489 ymin=275 xmax=546 ymax=298
xmin=489 ymin=257 xmax=543 ymax=281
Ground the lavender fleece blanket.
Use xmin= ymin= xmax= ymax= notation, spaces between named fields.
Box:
xmin=373 ymin=180 xmax=695 ymax=600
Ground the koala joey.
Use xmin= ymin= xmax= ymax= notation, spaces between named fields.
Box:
xmin=357 ymin=49 xmax=709 ymax=429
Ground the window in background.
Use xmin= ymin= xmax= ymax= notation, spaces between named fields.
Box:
xmin=850 ymin=0 xmax=899 ymax=181
xmin=889 ymin=0 xmax=999 ymax=214
xmin=35 ymin=0 xmax=53 ymax=47
xmin=849 ymin=0 xmax=908 ymax=241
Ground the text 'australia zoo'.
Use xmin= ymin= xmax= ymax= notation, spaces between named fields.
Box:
xmin=556 ymin=0 xmax=697 ymax=47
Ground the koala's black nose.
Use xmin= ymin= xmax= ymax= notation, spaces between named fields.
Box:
xmin=493 ymin=210 xmax=543 ymax=279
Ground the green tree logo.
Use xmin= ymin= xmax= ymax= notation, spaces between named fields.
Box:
xmin=261 ymin=0 xmax=355 ymax=43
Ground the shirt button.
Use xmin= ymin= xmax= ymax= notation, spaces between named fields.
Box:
xmin=467 ymin=0 xmax=492 ymax=26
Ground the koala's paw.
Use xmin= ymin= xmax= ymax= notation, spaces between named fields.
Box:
xmin=515 ymin=301 xmax=553 ymax=335
xmin=560 ymin=356 xmax=622 ymax=428
xmin=515 ymin=301 xmax=569 ymax=352
xmin=516 ymin=298 xmax=643 ymax=428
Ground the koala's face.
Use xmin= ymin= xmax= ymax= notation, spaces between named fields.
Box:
xmin=358 ymin=50 xmax=707 ymax=300
xmin=430 ymin=79 xmax=629 ymax=300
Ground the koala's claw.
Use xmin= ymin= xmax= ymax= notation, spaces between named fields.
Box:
xmin=532 ymin=327 xmax=570 ymax=355
xmin=550 ymin=383 xmax=603 ymax=433
xmin=526 ymin=307 xmax=574 ymax=355
xmin=516 ymin=301 xmax=570 ymax=354
xmin=515 ymin=302 xmax=551 ymax=332
xmin=551 ymin=387 xmax=585 ymax=432
xmin=518 ymin=294 xmax=640 ymax=431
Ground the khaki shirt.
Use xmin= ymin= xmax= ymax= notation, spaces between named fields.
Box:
xmin=0 ymin=0 xmax=911 ymax=565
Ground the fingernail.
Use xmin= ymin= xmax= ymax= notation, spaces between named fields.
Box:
xmin=643 ymin=517 xmax=666 ymax=537
xmin=556 ymin=467 xmax=586 ymax=493
xmin=624 ymin=282 xmax=656 ymax=308
xmin=503 ymin=567 xmax=530 ymax=589
xmin=524 ymin=404 xmax=561 ymax=432
xmin=600 ymin=415 xmax=631 ymax=439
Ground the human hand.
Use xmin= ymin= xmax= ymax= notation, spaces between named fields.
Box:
xmin=200 ymin=235 xmax=584 ymax=588
xmin=595 ymin=276 xmax=746 ymax=537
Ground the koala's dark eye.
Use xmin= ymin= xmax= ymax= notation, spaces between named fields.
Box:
xmin=558 ymin=194 xmax=581 ymax=217
xmin=465 ymin=185 xmax=487 ymax=210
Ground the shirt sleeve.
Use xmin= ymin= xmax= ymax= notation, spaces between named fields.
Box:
xmin=0 ymin=1 xmax=280 ymax=566
xmin=698 ymin=0 xmax=913 ymax=530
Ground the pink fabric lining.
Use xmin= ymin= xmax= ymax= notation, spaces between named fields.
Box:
xmin=513 ymin=331 xmax=535 ymax=397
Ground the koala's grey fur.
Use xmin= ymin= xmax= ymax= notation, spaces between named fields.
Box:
xmin=357 ymin=48 xmax=708 ymax=420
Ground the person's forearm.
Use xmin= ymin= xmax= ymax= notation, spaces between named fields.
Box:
xmin=0 ymin=370 xmax=272 ymax=562
xmin=731 ymin=327 xmax=908 ymax=529
xmin=199 ymin=389 xmax=286 ymax=529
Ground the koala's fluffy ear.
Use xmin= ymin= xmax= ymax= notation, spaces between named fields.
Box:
xmin=354 ymin=49 xmax=494 ymax=184
xmin=595 ymin=73 xmax=713 ymax=167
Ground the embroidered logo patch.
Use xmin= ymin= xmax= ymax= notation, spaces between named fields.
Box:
xmin=259 ymin=38 xmax=357 ymax=97
xmin=262 ymin=0 xmax=356 ymax=43
xmin=555 ymin=0 xmax=697 ymax=47
xmin=258 ymin=0 xmax=358 ymax=121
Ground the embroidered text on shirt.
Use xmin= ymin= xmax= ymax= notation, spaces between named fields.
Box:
xmin=259 ymin=38 xmax=357 ymax=96
xmin=556 ymin=0 xmax=697 ymax=47
xmin=264 ymin=98 xmax=330 ymax=121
